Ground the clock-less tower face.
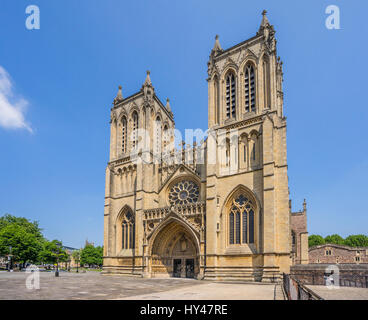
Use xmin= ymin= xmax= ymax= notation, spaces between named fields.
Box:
xmin=168 ymin=180 xmax=200 ymax=205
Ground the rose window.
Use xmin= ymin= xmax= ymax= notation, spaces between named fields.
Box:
xmin=169 ymin=180 xmax=199 ymax=205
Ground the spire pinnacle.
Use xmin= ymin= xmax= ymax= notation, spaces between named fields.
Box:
xmin=144 ymin=70 xmax=152 ymax=86
xmin=165 ymin=98 xmax=172 ymax=113
xmin=260 ymin=9 xmax=270 ymax=28
xmin=114 ymin=85 xmax=123 ymax=104
xmin=212 ymin=34 xmax=222 ymax=52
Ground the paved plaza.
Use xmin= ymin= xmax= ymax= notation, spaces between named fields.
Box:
xmin=306 ymin=285 xmax=368 ymax=300
xmin=0 ymin=271 xmax=281 ymax=300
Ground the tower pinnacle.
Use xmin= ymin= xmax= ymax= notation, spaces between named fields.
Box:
xmin=113 ymin=85 xmax=123 ymax=104
xmin=212 ymin=34 xmax=222 ymax=53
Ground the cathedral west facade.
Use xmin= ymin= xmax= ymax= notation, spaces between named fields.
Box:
xmin=102 ymin=11 xmax=308 ymax=282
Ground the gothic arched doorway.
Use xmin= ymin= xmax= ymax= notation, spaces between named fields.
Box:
xmin=148 ymin=219 xmax=199 ymax=278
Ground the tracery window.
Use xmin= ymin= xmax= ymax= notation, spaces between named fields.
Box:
xmin=245 ymin=64 xmax=256 ymax=113
xmin=226 ymin=73 xmax=236 ymax=118
xmin=122 ymin=210 xmax=135 ymax=249
xmin=169 ymin=180 xmax=199 ymax=205
xmin=229 ymin=194 xmax=255 ymax=244
xmin=121 ymin=116 xmax=127 ymax=153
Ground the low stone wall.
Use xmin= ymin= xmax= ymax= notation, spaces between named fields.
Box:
xmin=291 ymin=264 xmax=368 ymax=288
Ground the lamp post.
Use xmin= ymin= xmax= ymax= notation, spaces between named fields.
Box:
xmin=54 ymin=243 xmax=61 ymax=277
xmin=7 ymin=246 xmax=13 ymax=272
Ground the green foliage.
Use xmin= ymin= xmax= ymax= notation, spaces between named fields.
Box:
xmin=309 ymin=233 xmax=368 ymax=248
xmin=308 ymin=234 xmax=325 ymax=248
xmin=0 ymin=214 xmax=43 ymax=241
xmin=344 ymin=235 xmax=368 ymax=247
xmin=0 ymin=224 xmax=42 ymax=263
xmin=324 ymin=234 xmax=345 ymax=245
xmin=38 ymin=240 xmax=68 ymax=264
xmin=80 ymin=244 xmax=103 ymax=267
xmin=72 ymin=249 xmax=81 ymax=261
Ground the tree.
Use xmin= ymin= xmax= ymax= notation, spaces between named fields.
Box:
xmin=95 ymin=246 xmax=103 ymax=266
xmin=0 ymin=214 xmax=43 ymax=241
xmin=38 ymin=240 xmax=68 ymax=264
xmin=344 ymin=235 xmax=368 ymax=247
xmin=0 ymin=224 xmax=42 ymax=264
xmin=80 ymin=244 xmax=103 ymax=267
xmin=308 ymin=235 xmax=325 ymax=248
xmin=324 ymin=234 xmax=345 ymax=245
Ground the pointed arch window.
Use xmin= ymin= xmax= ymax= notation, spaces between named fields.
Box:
xmin=226 ymin=73 xmax=236 ymax=118
xmin=155 ymin=116 xmax=162 ymax=156
xmin=228 ymin=194 xmax=255 ymax=245
xmin=225 ymin=138 xmax=230 ymax=167
xmin=132 ymin=111 xmax=139 ymax=149
xmin=263 ymin=56 xmax=271 ymax=109
xmin=163 ymin=125 xmax=169 ymax=152
xmin=239 ymin=134 xmax=248 ymax=169
xmin=245 ymin=64 xmax=256 ymax=113
xmin=121 ymin=116 xmax=127 ymax=153
xmin=121 ymin=210 xmax=135 ymax=249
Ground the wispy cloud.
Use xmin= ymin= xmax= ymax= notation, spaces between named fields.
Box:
xmin=0 ymin=66 xmax=32 ymax=133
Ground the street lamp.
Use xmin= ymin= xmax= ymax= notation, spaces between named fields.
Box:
xmin=7 ymin=246 xmax=13 ymax=272
xmin=54 ymin=243 xmax=61 ymax=277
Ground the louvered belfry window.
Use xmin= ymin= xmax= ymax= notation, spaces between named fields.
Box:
xmin=245 ymin=65 xmax=256 ymax=112
xmin=226 ymin=73 xmax=236 ymax=118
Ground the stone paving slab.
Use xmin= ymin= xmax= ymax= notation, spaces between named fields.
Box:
xmin=119 ymin=282 xmax=278 ymax=300
xmin=0 ymin=271 xmax=280 ymax=300
xmin=306 ymin=285 xmax=368 ymax=300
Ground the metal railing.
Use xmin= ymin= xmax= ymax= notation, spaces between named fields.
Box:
xmin=283 ymin=273 xmax=324 ymax=300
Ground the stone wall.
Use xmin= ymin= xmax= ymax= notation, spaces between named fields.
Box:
xmin=290 ymin=264 xmax=368 ymax=288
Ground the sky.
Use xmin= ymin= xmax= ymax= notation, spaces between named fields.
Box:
xmin=0 ymin=1 xmax=367 ymax=248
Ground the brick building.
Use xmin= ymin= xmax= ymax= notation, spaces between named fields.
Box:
xmin=290 ymin=199 xmax=308 ymax=265
xmin=309 ymin=244 xmax=368 ymax=264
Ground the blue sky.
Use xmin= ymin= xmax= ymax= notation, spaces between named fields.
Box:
xmin=0 ymin=1 xmax=367 ymax=248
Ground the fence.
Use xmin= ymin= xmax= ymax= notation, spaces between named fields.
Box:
xmin=339 ymin=275 xmax=368 ymax=288
xmin=283 ymin=273 xmax=324 ymax=300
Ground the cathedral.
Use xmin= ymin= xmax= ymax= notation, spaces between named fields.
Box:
xmin=102 ymin=11 xmax=308 ymax=282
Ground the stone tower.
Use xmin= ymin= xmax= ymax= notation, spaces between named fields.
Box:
xmin=204 ymin=10 xmax=291 ymax=280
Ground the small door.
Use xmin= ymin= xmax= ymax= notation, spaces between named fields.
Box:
xmin=185 ymin=259 xmax=194 ymax=278
xmin=173 ymin=259 xmax=182 ymax=278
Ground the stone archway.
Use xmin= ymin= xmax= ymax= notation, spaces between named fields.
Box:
xmin=148 ymin=219 xmax=200 ymax=278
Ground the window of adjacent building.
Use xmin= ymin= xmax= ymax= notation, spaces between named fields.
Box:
xmin=292 ymin=231 xmax=296 ymax=246
xmin=226 ymin=73 xmax=236 ymax=119
xmin=245 ymin=64 xmax=256 ymax=113
xmin=325 ymin=249 xmax=332 ymax=256
xmin=229 ymin=194 xmax=255 ymax=245
xmin=355 ymin=256 xmax=360 ymax=262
